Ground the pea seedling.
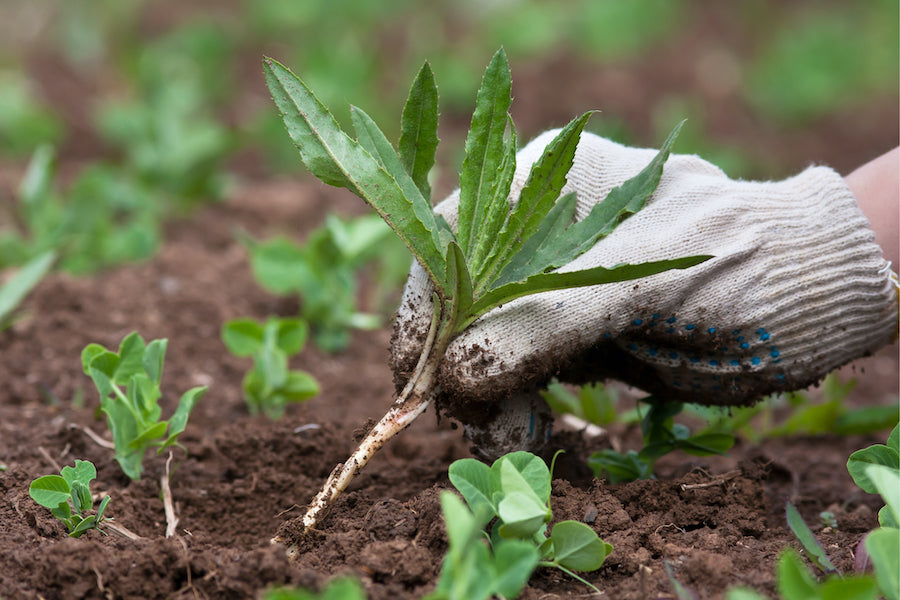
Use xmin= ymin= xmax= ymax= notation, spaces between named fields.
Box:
xmin=241 ymin=213 xmax=408 ymax=353
xmin=439 ymin=451 xmax=613 ymax=595
xmin=221 ymin=316 xmax=320 ymax=418
xmin=82 ymin=331 xmax=207 ymax=480
xmin=264 ymin=48 xmax=710 ymax=530
xmin=588 ymin=396 xmax=735 ymax=483
xmin=29 ymin=459 xmax=110 ymax=537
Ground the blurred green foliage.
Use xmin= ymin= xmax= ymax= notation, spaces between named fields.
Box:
xmin=748 ymin=1 xmax=899 ymax=125
xmin=0 ymin=0 xmax=896 ymax=275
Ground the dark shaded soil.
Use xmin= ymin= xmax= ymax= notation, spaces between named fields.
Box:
xmin=0 ymin=176 xmax=897 ymax=600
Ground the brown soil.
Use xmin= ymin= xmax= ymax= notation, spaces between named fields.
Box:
xmin=1 ymin=175 xmax=897 ymax=600
xmin=2 ymin=2 xmax=898 ymax=597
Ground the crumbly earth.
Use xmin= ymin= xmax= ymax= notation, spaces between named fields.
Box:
xmin=0 ymin=177 xmax=896 ymax=600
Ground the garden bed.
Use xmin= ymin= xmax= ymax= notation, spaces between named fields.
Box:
xmin=1 ymin=177 xmax=896 ymax=599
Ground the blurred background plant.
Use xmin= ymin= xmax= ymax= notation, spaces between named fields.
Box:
xmin=0 ymin=0 xmax=896 ymax=339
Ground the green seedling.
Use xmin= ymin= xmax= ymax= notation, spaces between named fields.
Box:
xmin=262 ymin=578 xmax=365 ymax=600
xmin=0 ymin=145 xmax=161 ymax=275
xmin=82 ymin=332 xmax=207 ymax=480
xmin=847 ymin=424 xmax=899 ymax=600
xmin=725 ymin=549 xmax=879 ymax=600
xmin=540 ymin=380 xmax=625 ymax=427
xmin=242 ymin=212 xmax=409 ymax=353
xmin=725 ymin=426 xmax=899 ymax=600
xmin=425 ymin=491 xmax=539 ymax=600
xmin=264 ymin=48 xmax=710 ymax=530
xmin=0 ymin=70 xmax=64 ymax=156
xmin=784 ymin=501 xmax=838 ymax=575
xmin=442 ymin=451 xmax=612 ymax=595
xmin=0 ymin=250 xmax=55 ymax=330
xmin=29 ymin=460 xmax=111 ymax=537
xmin=221 ymin=317 xmax=320 ymax=418
xmin=588 ymin=396 xmax=734 ymax=483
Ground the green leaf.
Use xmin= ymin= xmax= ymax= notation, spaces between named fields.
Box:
xmin=495 ymin=455 xmax=551 ymax=538
xmin=275 ymin=318 xmax=308 ymax=355
xmin=29 ymin=475 xmax=71 ymax=509
xmin=785 ymin=501 xmax=837 ymax=574
xmin=69 ymin=515 xmax=97 ymax=537
xmin=461 ymin=256 xmax=712 ymax=333
xmin=493 ymin=192 xmax=578 ymax=287
xmin=479 ymin=111 xmax=593 ymax=290
xmin=848 ymin=425 xmax=899 ymax=494
xmin=677 ymin=433 xmax=735 ymax=457
xmin=491 ymin=539 xmax=541 ymax=598
xmin=263 ymin=57 xmax=447 ymax=294
xmin=866 ymin=464 xmax=900 ymax=528
xmin=588 ymin=449 xmax=652 ymax=483
xmin=448 ymin=458 xmax=498 ymax=518
xmin=350 ymin=105 xmax=426 ymax=208
xmin=142 ymin=338 xmax=167 ymax=386
xmin=776 ymin=549 xmax=819 ymax=599
xmin=280 ymin=372 xmax=319 ymax=402
xmin=457 ymin=48 xmax=513 ymax=256
xmin=866 ymin=527 xmax=900 ymax=600
xmin=399 ymin=60 xmax=439 ymax=200
xmin=467 ymin=122 xmax=519 ymax=272
xmin=128 ymin=421 xmax=168 ymax=450
xmin=60 ymin=459 xmax=96 ymax=489
xmin=549 ymin=520 xmax=612 ymax=572
xmin=244 ymin=236 xmax=307 ymax=295
xmin=818 ymin=576 xmax=881 ymax=600
xmin=114 ymin=332 xmax=148 ymax=384
xmin=495 ymin=121 xmax=684 ymax=288
xmin=222 ymin=318 xmax=265 ymax=356
xmin=445 ymin=242 xmax=474 ymax=328
xmin=497 ymin=491 xmax=549 ymax=539
xmin=493 ymin=451 xmax=551 ymax=504
xmin=96 ymin=495 xmax=110 ymax=522
xmin=84 ymin=351 xmax=120 ymax=399
xmin=70 ymin=481 xmax=93 ymax=514
xmin=162 ymin=385 xmax=207 ymax=448
xmin=0 ymin=249 xmax=55 ymax=324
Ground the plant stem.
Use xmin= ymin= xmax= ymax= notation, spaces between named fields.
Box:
xmin=290 ymin=307 xmax=448 ymax=535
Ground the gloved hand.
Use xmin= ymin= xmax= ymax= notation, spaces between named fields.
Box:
xmin=390 ymin=130 xmax=898 ymax=459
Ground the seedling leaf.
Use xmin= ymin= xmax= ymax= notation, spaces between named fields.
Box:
xmin=280 ymin=372 xmax=320 ymax=401
xmin=29 ymin=475 xmax=71 ymax=509
xmin=399 ymin=61 xmax=439 ymax=199
xmin=847 ymin=424 xmax=899 ymax=494
xmin=492 ymin=451 xmax=552 ymax=504
xmin=0 ymin=249 xmax=55 ymax=326
xmin=448 ymin=458 xmax=497 ymax=518
xmin=549 ymin=520 xmax=613 ymax=572
xmin=491 ymin=539 xmax=541 ymax=598
xmin=142 ymin=338 xmax=167 ymax=386
xmin=776 ymin=549 xmax=819 ymax=598
xmin=866 ymin=528 xmax=900 ymax=600
xmin=785 ymin=501 xmax=837 ymax=574
xmin=865 ymin=464 xmax=900 ymax=528
xmin=274 ymin=318 xmax=308 ymax=355
xmin=162 ymin=385 xmax=207 ymax=448
xmin=222 ymin=319 xmax=265 ymax=356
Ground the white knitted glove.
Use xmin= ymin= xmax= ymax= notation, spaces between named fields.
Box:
xmin=390 ymin=131 xmax=898 ymax=456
